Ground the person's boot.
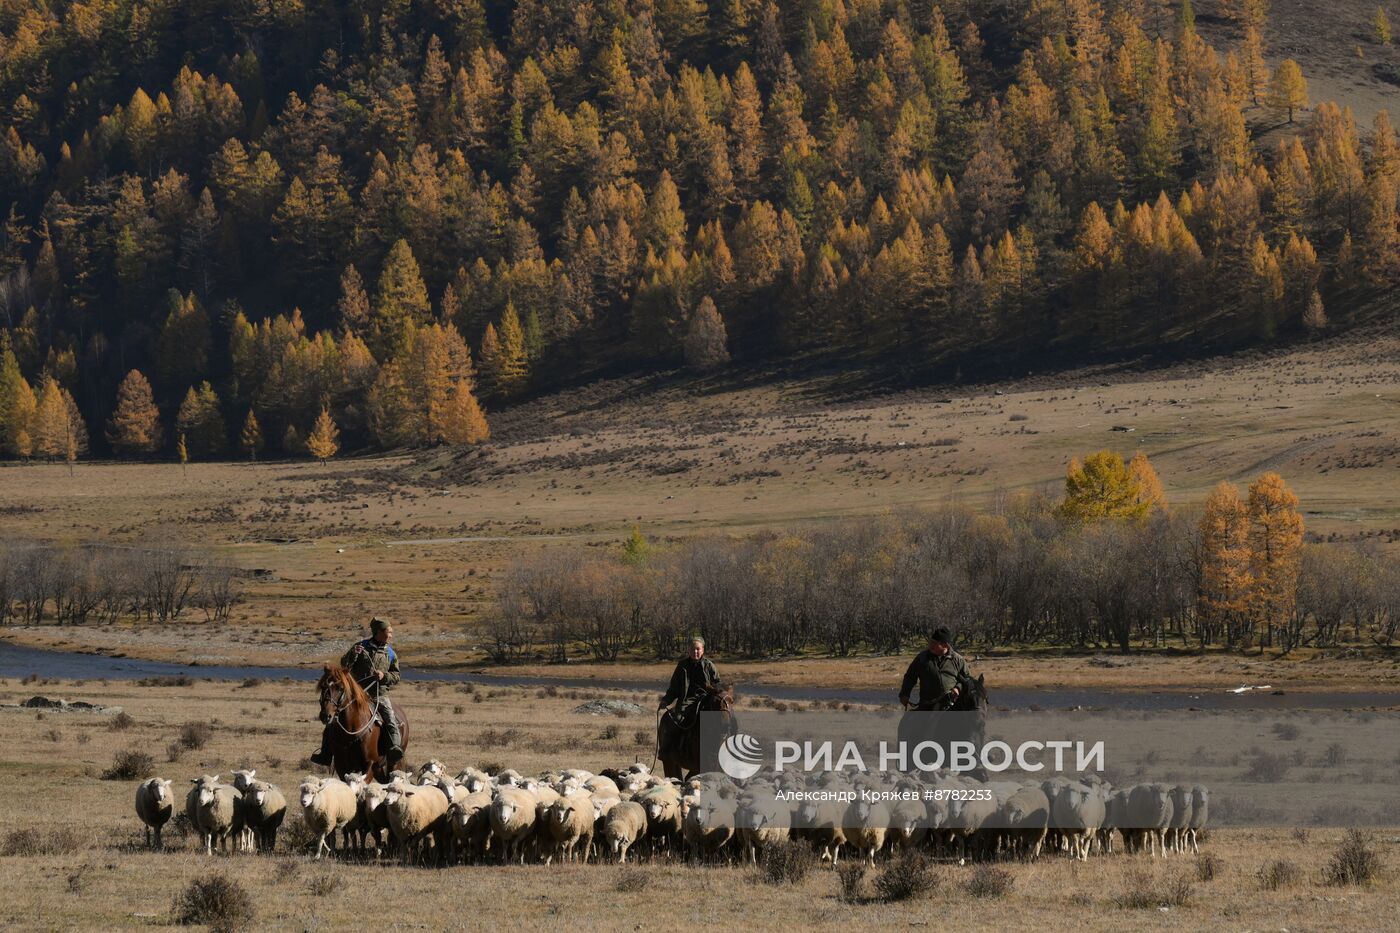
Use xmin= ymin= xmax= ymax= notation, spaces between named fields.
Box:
xmin=309 ymin=733 xmax=334 ymax=766
xmin=383 ymin=713 xmax=404 ymax=766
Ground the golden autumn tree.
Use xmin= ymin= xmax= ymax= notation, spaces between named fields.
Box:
xmin=1245 ymin=471 xmax=1304 ymax=637
xmin=306 ymin=407 xmax=340 ymax=461
xmin=1197 ymin=481 xmax=1253 ymax=648
xmin=240 ymin=409 xmax=264 ymax=461
xmin=106 ymin=369 xmax=163 ymax=455
xmin=1057 ymin=449 xmax=1159 ymax=521
xmin=1127 ymin=450 xmax=1168 ymax=512
xmin=1267 ymin=59 xmax=1308 ymax=124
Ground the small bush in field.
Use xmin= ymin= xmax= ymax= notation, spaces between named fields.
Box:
xmin=1258 ymin=859 xmax=1302 ymax=890
xmin=1324 ymin=830 xmax=1381 ymax=886
xmin=756 ymin=839 xmax=815 ymax=885
xmin=179 ymin=721 xmax=213 ymax=750
xmin=836 ymin=861 xmax=866 ymax=903
xmin=171 ymin=875 xmax=255 ymax=933
xmin=965 ymin=864 xmax=1014 ymax=898
xmin=873 ymin=851 xmax=934 ymax=903
xmin=101 ymin=748 xmax=155 ymax=780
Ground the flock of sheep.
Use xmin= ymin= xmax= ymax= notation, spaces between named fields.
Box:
xmin=134 ymin=762 xmax=1210 ymax=867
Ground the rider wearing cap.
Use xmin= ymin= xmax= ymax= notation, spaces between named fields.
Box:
xmin=311 ymin=617 xmax=403 ymax=766
xmin=898 ymin=627 xmax=974 ymax=711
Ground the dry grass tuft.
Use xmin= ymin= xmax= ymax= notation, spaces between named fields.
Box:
xmin=756 ymin=840 xmax=816 ymax=885
xmin=100 ymin=748 xmax=155 ymax=780
xmin=171 ymin=874 xmax=255 ymax=933
xmin=1 ymin=827 xmax=87 ymax=856
xmin=1258 ymin=859 xmax=1303 ymax=890
xmin=178 ymin=721 xmax=214 ymax=750
xmin=1324 ymin=830 xmax=1381 ymax=886
xmin=872 ymin=850 xmax=934 ymax=903
xmin=835 ymin=860 xmax=867 ymax=903
xmin=965 ymin=864 xmax=1015 ymax=899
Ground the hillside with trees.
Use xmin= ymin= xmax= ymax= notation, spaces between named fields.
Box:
xmin=1 ymin=0 xmax=1397 ymax=458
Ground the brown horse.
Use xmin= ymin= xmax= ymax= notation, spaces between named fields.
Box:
xmin=657 ymin=683 xmax=736 ymax=780
xmin=316 ymin=665 xmax=409 ymax=782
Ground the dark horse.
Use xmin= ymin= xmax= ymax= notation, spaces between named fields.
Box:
xmin=316 ymin=665 xmax=410 ymax=782
xmin=895 ymin=674 xmax=989 ymax=778
xmin=657 ymin=683 xmax=736 ymax=780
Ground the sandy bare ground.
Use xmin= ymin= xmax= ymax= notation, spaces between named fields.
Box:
xmin=0 ymin=676 xmax=1395 ymax=931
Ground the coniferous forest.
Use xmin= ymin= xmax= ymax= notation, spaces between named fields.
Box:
xmin=0 ymin=0 xmax=1397 ymax=458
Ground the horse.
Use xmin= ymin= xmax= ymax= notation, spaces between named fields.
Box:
xmin=316 ymin=665 xmax=410 ymax=783
xmin=895 ymin=674 xmax=989 ymax=779
xmin=657 ymin=682 xmax=736 ymax=781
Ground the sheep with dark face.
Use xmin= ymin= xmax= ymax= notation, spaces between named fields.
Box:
xmin=134 ymin=778 xmax=174 ymax=849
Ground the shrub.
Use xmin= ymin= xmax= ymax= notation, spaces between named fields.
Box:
xmin=965 ymin=865 xmax=1014 ymax=899
xmin=600 ymin=724 xmax=620 ymax=741
xmin=757 ymin=839 xmax=816 ymax=885
xmin=835 ymin=861 xmax=867 ymax=903
xmin=873 ymin=851 xmax=934 ymax=903
xmin=1323 ymin=830 xmax=1381 ymax=886
xmin=101 ymin=748 xmax=155 ymax=780
xmin=616 ymin=871 xmax=650 ymax=893
xmin=1114 ymin=869 xmax=1193 ymax=909
xmin=138 ymin=675 xmax=193 ymax=687
xmin=179 ymin=721 xmax=214 ymax=750
xmin=1242 ymin=752 xmax=1290 ymax=783
xmin=239 ymin=678 xmax=262 ymax=689
xmin=1 ymin=827 xmax=86 ymax=856
xmin=1271 ymin=722 xmax=1301 ymax=741
xmin=478 ymin=728 xmax=520 ymax=747
xmin=43 ymin=728 xmax=62 ymax=742
xmin=1195 ymin=852 xmax=1223 ymax=882
xmin=1258 ymin=859 xmax=1302 ymax=890
xmin=1321 ymin=743 xmax=1347 ymax=767
xmin=633 ymin=730 xmax=650 ymax=746
xmin=171 ymin=874 xmax=255 ymax=933
xmin=167 ymin=741 xmax=185 ymax=762
xmin=280 ymin=817 xmax=319 ymax=854
xmin=306 ymin=872 xmax=341 ymax=897
xmin=108 ymin=711 xmax=135 ymax=731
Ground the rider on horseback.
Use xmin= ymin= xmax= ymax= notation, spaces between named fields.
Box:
xmin=657 ymin=636 xmax=718 ymax=757
xmin=310 ymin=617 xmax=403 ymax=766
xmin=898 ymin=627 xmax=975 ymax=711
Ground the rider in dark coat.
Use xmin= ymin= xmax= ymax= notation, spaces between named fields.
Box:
xmin=658 ymin=637 xmax=719 ymax=753
xmin=311 ymin=617 xmax=403 ymax=766
xmin=898 ymin=627 xmax=974 ymax=711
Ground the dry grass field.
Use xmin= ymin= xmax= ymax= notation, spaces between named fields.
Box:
xmin=1 ymin=676 xmax=1396 ymax=932
xmin=2 ymin=322 xmax=1399 ymax=687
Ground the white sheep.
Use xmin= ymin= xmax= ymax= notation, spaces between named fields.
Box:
xmin=241 ymin=780 xmax=287 ymax=852
xmin=446 ymin=789 xmax=494 ymax=863
xmin=186 ymin=775 xmax=244 ymax=856
xmin=734 ymin=794 xmax=790 ymax=864
xmin=1050 ymin=782 xmax=1106 ymax=861
xmin=1187 ymin=784 xmax=1209 ymax=853
xmin=842 ymin=796 xmax=889 ymax=866
xmin=299 ymin=776 xmax=358 ymax=860
xmin=134 ymin=778 xmax=174 ymax=848
xmin=489 ymin=785 xmax=539 ymax=863
xmin=385 ymin=778 xmax=451 ymax=865
xmin=637 ymin=785 xmax=683 ymax=857
xmin=542 ymin=791 xmax=595 ymax=864
xmin=603 ymin=800 xmax=648 ymax=863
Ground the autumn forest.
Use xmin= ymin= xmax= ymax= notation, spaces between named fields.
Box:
xmin=1 ymin=0 xmax=1397 ymax=459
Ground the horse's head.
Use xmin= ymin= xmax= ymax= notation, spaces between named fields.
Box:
xmin=701 ymin=682 xmax=735 ymax=714
xmin=955 ymin=674 xmax=988 ymax=713
xmin=317 ymin=666 xmax=364 ymax=724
